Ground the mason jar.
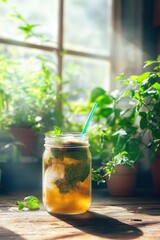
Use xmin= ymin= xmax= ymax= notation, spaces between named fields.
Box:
xmin=42 ymin=132 xmax=91 ymax=214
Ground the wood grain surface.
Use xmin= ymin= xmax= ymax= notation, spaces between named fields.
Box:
xmin=0 ymin=190 xmax=160 ymax=240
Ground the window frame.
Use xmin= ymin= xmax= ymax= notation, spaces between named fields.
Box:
xmin=0 ymin=0 xmax=121 ymax=91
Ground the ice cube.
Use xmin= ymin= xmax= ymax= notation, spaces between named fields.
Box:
xmin=44 ymin=163 xmax=65 ymax=189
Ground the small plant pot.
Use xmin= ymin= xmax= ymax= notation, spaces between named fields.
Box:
xmin=107 ymin=165 xmax=137 ymax=196
xmin=11 ymin=128 xmax=36 ymax=156
xmin=151 ymin=158 xmax=160 ymax=196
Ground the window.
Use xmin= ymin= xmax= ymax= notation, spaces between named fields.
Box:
xmin=0 ymin=0 xmax=113 ymax=96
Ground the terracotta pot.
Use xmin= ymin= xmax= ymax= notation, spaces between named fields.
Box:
xmin=11 ymin=128 xmax=36 ymax=156
xmin=107 ymin=165 xmax=137 ymax=196
xmin=151 ymin=157 xmax=160 ymax=195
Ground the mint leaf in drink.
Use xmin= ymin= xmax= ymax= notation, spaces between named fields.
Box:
xmin=64 ymin=147 xmax=88 ymax=161
xmin=55 ymin=162 xmax=90 ymax=193
xmin=60 ymin=141 xmax=89 ymax=161
xmin=51 ymin=148 xmax=64 ymax=160
xmin=46 ymin=126 xmax=61 ymax=135
xmin=16 ymin=196 xmax=40 ymax=210
xmin=65 ymin=163 xmax=90 ymax=187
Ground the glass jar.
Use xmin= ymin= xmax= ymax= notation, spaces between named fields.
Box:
xmin=42 ymin=133 xmax=91 ymax=214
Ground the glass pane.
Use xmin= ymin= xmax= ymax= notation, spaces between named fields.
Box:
xmin=0 ymin=45 xmax=57 ymax=132
xmin=0 ymin=45 xmax=57 ymax=71
xmin=0 ymin=0 xmax=58 ymax=46
xmin=64 ymin=0 xmax=112 ymax=55
xmin=63 ymin=55 xmax=110 ymax=100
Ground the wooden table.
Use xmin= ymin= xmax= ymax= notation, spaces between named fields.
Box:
xmin=0 ymin=190 xmax=160 ymax=240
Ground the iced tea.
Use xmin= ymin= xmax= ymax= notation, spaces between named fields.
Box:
xmin=43 ymin=133 xmax=91 ymax=214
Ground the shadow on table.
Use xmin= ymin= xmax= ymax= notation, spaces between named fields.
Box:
xmin=126 ymin=205 xmax=160 ymax=216
xmin=0 ymin=227 xmax=25 ymax=240
xmin=50 ymin=211 xmax=143 ymax=239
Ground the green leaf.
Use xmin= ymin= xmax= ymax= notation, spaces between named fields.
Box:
xmin=152 ymin=82 xmax=160 ymax=91
xmin=46 ymin=126 xmax=61 ymax=135
xmin=16 ymin=201 xmax=25 ymax=210
xmin=90 ymin=87 xmax=105 ymax=102
xmin=16 ymin=196 xmax=40 ymax=210
xmin=99 ymin=108 xmax=113 ymax=118
xmin=114 ymin=108 xmax=121 ymax=118
xmin=129 ymin=75 xmax=138 ymax=81
xmin=97 ymin=94 xmax=112 ymax=105
xmin=92 ymin=167 xmax=105 ymax=185
xmin=24 ymin=196 xmax=40 ymax=210
xmin=134 ymin=91 xmax=141 ymax=100
xmin=139 ymin=112 xmax=147 ymax=117
xmin=104 ymin=151 xmax=134 ymax=178
xmin=123 ymin=89 xmax=131 ymax=97
xmin=66 ymin=163 xmax=90 ymax=184
xmin=115 ymin=73 xmax=124 ymax=81
xmin=144 ymin=60 xmax=157 ymax=68
xmin=137 ymin=72 xmax=150 ymax=83
xmin=154 ymin=65 xmax=160 ymax=71
xmin=19 ymin=24 xmax=39 ymax=34
xmin=142 ymin=89 xmax=157 ymax=97
xmin=140 ymin=117 xmax=148 ymax=130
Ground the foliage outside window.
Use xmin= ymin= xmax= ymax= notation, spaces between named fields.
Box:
xmin=0 ymin=0 xmax=113 ymax=132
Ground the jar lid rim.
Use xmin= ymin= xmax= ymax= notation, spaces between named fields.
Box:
xmin=45 ymin=132 xmax=88 ymax=137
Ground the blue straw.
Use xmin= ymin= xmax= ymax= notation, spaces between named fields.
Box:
xmin=81 ymin=102 xmax=98 ymax=136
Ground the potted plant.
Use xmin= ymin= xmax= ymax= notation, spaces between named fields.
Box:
xmin=90 ymin=87 xmax=143 ymax=196
xmin=117 ymin=55 xmax=160 ymax=195
xmin=0 ymin=54 xmax=35 ymax=157
xmin=0 ymin=52 xmax=66 ymax=190
xmin=2 ymin=53 xmax=67 ymax=157
xmin=101 ymin=130 xmax=143 ymax=196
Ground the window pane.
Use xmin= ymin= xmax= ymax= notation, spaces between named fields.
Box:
xmin=64 ymin=0 xmax=112 ymax=55
xmin=0 ymin=45 xmax=57 ymax=69
xmin=0 ymin=45 xmax=57 ymax=107
xmin=0 ymin=0 xmax=58 ymax=46
xmin=63 ymin=55 xmax=110 ymax=99
xmin=0 ymin=45 xmax=57 ymax=131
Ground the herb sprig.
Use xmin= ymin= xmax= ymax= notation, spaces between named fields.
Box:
xmin=46 ymin=126 xmax=61 ymax=135
xmin=16 ymin=196 xmax=40 ymax=210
